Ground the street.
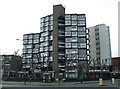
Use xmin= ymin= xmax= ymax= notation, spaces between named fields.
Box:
xmin=1 ymin=79 xmax=120 ymax=89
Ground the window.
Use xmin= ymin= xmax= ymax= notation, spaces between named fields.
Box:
xmin=78 ymin=27 xmax=85 ymax=32
xmin=72 ymin=15 xmax=77 ymax=20
xmin=23 ymin=35 xmax=27 ymax=39
xmin=34 ymin=34 xmax=39 ymax=39
xmin=72 ymin=31 xmax=77 ymax=36
xmin=72 ymin=43 xmax=77 ymax=48
xmin=71 ymin=49 xmax=78 ymax=54
xmin=40 ymin=18 xmax=44 ymax=23
xmin=50 ymin=16 xmax=53 ymax=21
xmin=26 ymin=45 xmax=32 ymax=48
xmin=65 ymin=27 xmax=71 ymax=31
xmin=72 ymin=21 xmax=77 ymax=25
xmin=49 ymin=46 xmax=53 ymax=51
xmin=65 ymin=31 xmax=71 ymax=36
xmin=79 ymin=49 xmax=86 ymax=55
xmin=49 ymin=36 xmax=53 ymax=40
xmin=65 ymin=20 xmax=71 ymax=25
xmin=71 ymin=26 xmax=77 ymax=31
xmin=40 ymin=47 xmax=43 ymax=52
xmin=66 ymin=49 xmax=72 ymax=54
xmin=71 ymin=37 xmax=77 ymax=42
xmin=27 ymin=49 xmax=32 ymax=53
xmin=40 ymin=37 xmax=44 ymax=42
xmin=78 ymin=38 xmax=86 ymax=42
xmin=23 ymin=40 xmax=27 ymax=44
xmin=44 ymin=46 xmax=49 ymax=51
xmin=78 ymin=15 xmax=85 ymax=20
xmin=33 ymin=39 xmax=39 ymax=43
xmin=65 ymin=38 xmax=71 ymax=42
xmin=78 ymin=21 xmax=85 ymax=26
xmin=65 ymin=15 xmax=71 ymax=20
xmin=65 ymin=43 xmax=71 ymax=48
xmin=78 ymin=32 xmax=86 ymax=37
xmin=27 ymin=39 xmax=32 ymax=44
xmin=45 ymin=36 xmax=48 ymax=41
xmin=78 ymin=43 xmax=86 ymax=48
xmin=28 ymin=35 xmax=32 ymax=39
xmin=33 ymin=48 xmax=39 ymax=53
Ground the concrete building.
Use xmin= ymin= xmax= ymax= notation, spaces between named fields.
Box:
xmin=89 ymin=24 xmax=111 ymax=66
xmin=22 ymin=4 xmax=89 ymax=81
xmin=88 ymin=24 xmax=112 ymax=79
xmin=1 ymin=55 xmax=22 ymax=80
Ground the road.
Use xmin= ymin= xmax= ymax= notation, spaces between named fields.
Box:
xmin=1 ymin=86 xmax=119 ymax=89
xmin=1 ymin=79 xmax=120 ymax=89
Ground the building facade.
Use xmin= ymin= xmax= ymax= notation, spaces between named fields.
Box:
xmin=1 ymin=55 xmax=22 ymax=80
xmin=88 ymin=24 xmax=112 ymax=79
xmin=22 ymin=4 xmax=89 ymax=81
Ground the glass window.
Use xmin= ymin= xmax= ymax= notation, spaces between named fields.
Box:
xmin=78 ymin=32 xmax=86 ymax=37
xmin=23 ymin=39 xmax=27 ymax=44
xmin=27 ymin=49 xmax=32 ymax=53
xmin=78 ymin=38 xmax=86 ymax=42
xmin=45 ymin=26 xmax=49 ymax=31
xmin=65 ymin=31 xmax=71 ymax=36
xmin=40 ymin=47 xmax=43 ymax=52
xmin=66 ymin=49 xmax=72 ymax=54
xmin=49 ymin=26 xmax=53 ymax=30
xmin=26 ymin=45 xmax=32 ymax=48
xmin=65 ymin=27 xmax=71 ymax=31
xmin=78 ymin=43 xmax=86 ymax=48
xmin=33 ymin=48 xmax=39 ymax=53
xmin=49 ymin=46 xmax=53 ymax=51
xmin=33 ymin=39 xmax=39 ymax=43
xmin=71 ymin=26 xmax=77 ymax=31
xmin=78 ymin=27 xmax=85 ymax=32
xmin=50 ymin=21 xmax=53 ymax=25
xmin=72 ymin=21 xmax=77 ymax=25
xmin=45 ymin=36 xmax=48 ymax=41
xmin=65 ymin=20 xmax=71 ymax=25
xmin=27 ymin=39 xmax=32 ymax=44
xmin=71 ymin=37 xmax=77 ymax=42
xmin=65 ymin=15 xmax=71 ymax=20
xmin=34 ymin=34 xmax=39 ymax=39
xmin=40 ymin=37 xmax=44 ymax=42
xmin=28 ymin=35 xmax=32 ymax=39
xmin=72 ymin=43 xmax=77 ymax=48
xmin=71 ymin=49 xmax=78 ymax=54
xmin=45 ymin=17 xmax=49 ymax=22
xmin=44 ymin=46 xmax=49 ymax=51
xmin=23 ymin=35 xmax=27 ymax=39
xmin=50 ymin=15 xmax=53 ymax=21
xmin=72 ymin=15 xmax=77 ymax=20
xmin=26 ymin=54 xmax=32 ymax=58
xmin=72 ymin=31 xmax=77 ymax=36
xmin=40 ymin=18 xmax=44 ymax=23
xmin=40 ymin=27 xmax=44 ymax=32
xmin=65 ymin=43 xmax=71 ymax=48
xmin=65 ymin=38 xmax=71 ymax=42
xmin=78 ymin=15 xmax=85 ymax=20
xmin=49 ymin=36 xmax=53 ymax=40
xmin=78 ymin=21 xmax=85 ymax=26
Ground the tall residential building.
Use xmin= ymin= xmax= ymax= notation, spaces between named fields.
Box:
xmin=22 ymin=4 xmax=88 ymax=81
xmin=88 ymin=24 xmax=111 ymax=66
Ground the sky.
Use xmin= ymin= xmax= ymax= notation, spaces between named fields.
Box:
xmin=0 ymin=0 xmax=119 ymax=57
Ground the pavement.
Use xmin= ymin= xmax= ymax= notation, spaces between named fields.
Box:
xmin=1 ymin=79 xmax=120 ymax=88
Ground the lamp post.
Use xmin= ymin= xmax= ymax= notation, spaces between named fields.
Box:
xmin=16 ymin=39 xmax=27 ymax=84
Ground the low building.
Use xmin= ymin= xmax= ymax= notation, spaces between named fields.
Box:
xmin=1 ymin=55 xmax=22 ymax=80
xmin=111 ymin=57 xmax=120 ymax=78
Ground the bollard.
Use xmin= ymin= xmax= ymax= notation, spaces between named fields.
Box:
xmin=99 ymin=78 xmax=103 ymax=86
xmin=111 ymin=78 xmax=115 ymax=84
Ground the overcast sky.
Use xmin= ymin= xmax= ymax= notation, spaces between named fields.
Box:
xmin=0 ymin=0 xmax=119 ymax=57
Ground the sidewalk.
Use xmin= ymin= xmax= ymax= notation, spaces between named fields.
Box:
xmin=1 ymin=79 xmax=119 ymax=87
